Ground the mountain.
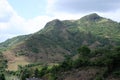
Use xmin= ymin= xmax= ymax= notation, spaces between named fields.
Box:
xmin=0 ymin=13 xmax=120 ymax=70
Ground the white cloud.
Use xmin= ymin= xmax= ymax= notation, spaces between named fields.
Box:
xmin=0 ymin=34 xmax=17 ymax=42
xmin=0 ymin=0 xmax=54 ymax=42
xmin=47 ymin=0 xmax=120 ymax=13
xmin=47 ymin=0 xmax=56 ymax=14
xmin=46 ymin=0 xmax=120 ymax=22
xmin=46 ymin=0 xmax=91 ymax=21
xmin=99 ymin=9 xmax=120 ymax=22
xmin=0 ymin=0 xmax=25 ymax=42
xmin=23 ymin=16 xmax=54 ymax=33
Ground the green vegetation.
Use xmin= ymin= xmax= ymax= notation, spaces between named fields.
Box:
xmin=0 ymin=73 xmax=5 ymax=80
xmin=0 ymin=13 xmax=120 ymax=80
xmin=0 ymin=51 xmax=7 ymax=80
xmin=5 ymin=46 xmax=120 ymax=80
xmin=0 ymin=35 xmax=30 ymax=50
xmin=0 ymin=51 xmax=7 ymax=72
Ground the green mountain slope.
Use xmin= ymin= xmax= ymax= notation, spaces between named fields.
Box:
xmin=0 ymin=13 xmax=120 ymax=65
xmin=0 ymin=35 xmax=30 ymax=51
xmin=78 ymin=13 xmax=120 ymax=42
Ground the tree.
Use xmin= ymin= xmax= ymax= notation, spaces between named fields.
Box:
xmin=34 ymin=68 xmax=39 ymax=77
xmin=39 ymin=66 xmax=48 ymax=77
xmin=19 ymin=68 xmax=31 ymax=80
xmin=78 ymin=45 xmax=91 ymax=57
xmin=0 ymin=73 xmax=5 ymax=80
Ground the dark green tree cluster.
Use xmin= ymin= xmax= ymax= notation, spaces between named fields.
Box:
xmin=0 ymin=51 xmax=8 ymax=72
xmin=0 ymin=73 xmax=5 ymax=80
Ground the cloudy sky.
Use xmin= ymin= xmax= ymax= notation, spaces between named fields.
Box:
xmin=0 ymin=0 xmax=120 ymax=42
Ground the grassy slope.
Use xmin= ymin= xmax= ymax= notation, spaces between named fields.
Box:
xmin=3 ymin=50 xmax=30 ymax=71
xmin=0 ymin=35 xmax=30 ymax=51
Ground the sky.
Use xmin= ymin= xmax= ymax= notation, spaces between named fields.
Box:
xmin=0 ymin=0 xmax=120 ymax=42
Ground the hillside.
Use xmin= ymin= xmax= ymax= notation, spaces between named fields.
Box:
xmin=11 ymin=46 xmax=120 ymax=80
xmin=0 ymin=35 xmax=30 ymax=51
xmin=0 ymin=13 xmax=120 ymax=70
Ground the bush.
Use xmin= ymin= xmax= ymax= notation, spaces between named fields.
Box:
xmin=72 ymin=57 xmax=89 ymax=68
xmin=0 ymin=73 xmax=5 ymax=80
xmin=78 ymin=45 xmax=91 ymax=57
xmin=94 ymin=76 xmax=103 ymax=80
xmin=113 ymin=71 xmax=120 ymax=78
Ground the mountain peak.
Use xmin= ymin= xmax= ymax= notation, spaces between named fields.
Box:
xmin=45 ymin=19 xmax=63 ymax=28
xmin=80 ymin=13 xmax=102 ymax=22
xmin=87 ymin=13 xmax=100 ymax=17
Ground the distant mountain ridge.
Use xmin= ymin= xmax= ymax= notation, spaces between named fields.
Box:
xmin=0 ymin=13 xmax=120 ymax=69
